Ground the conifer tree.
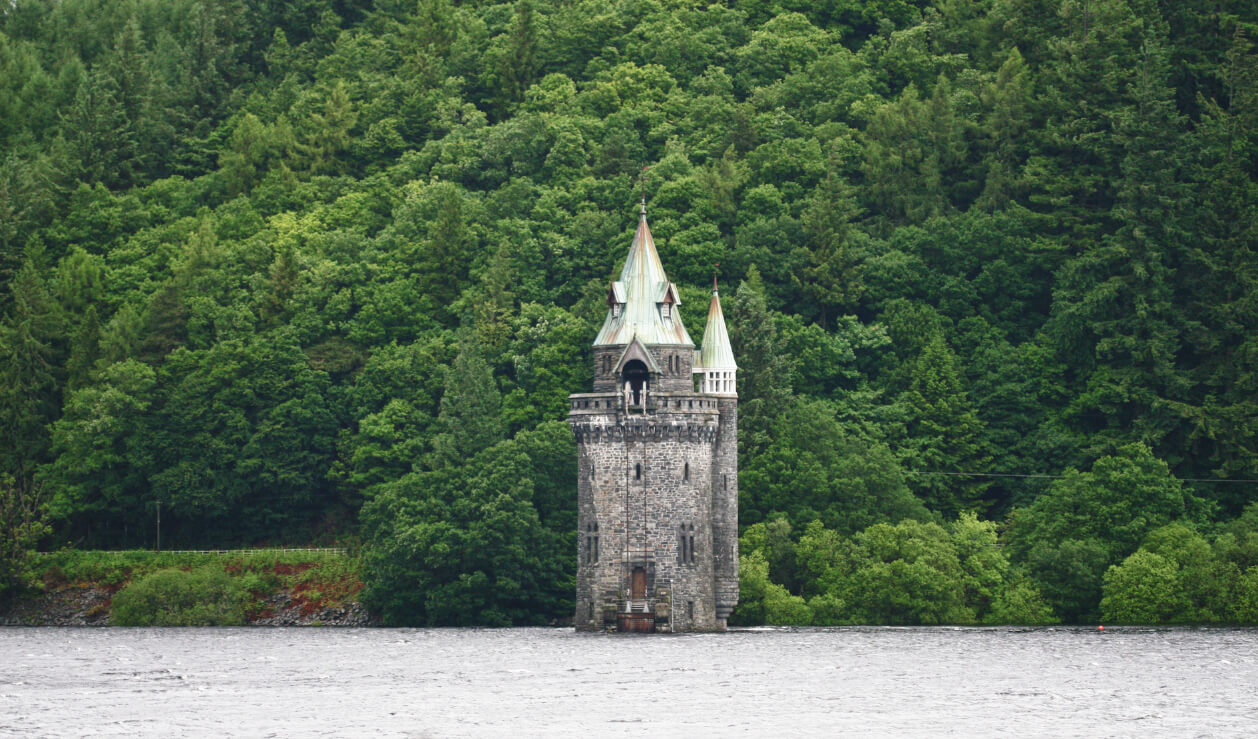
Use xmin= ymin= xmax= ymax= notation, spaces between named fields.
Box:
xmin=898 ymin=335 xmax=991 ymax=517
xmin=0 ymin=253 xmax=64 ymax=495
xmin=429 ymin=332 xmax=504 ymax=468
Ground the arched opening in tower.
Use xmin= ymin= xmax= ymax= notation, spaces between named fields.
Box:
xmin=622 ymin=359 xmax=649 ymax=406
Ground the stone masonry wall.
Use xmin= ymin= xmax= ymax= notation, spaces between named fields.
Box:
xmin=591 ymin=344 xmax=695 ymax=394
xmin=570 ymin=393 xmax=723 ymax=631
xmin=712 ymin=396 xmax=739 ymax=623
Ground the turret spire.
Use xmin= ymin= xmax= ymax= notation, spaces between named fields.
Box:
xmin=695 ymin=272 xmax=737 ymax=395
xmin=639 ymin=166 xmax=648 ymax=217
xmin=592 ymin=202 xmax=693 ymax=348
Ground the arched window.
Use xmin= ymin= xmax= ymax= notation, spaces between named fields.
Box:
xmin=622 ymin=359 xmax=648 ymax=406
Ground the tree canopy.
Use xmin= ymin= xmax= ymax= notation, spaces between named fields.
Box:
xmin=3 ymin=0 xmax=1256 ymax=624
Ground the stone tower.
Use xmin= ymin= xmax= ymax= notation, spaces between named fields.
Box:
xmin=568 ymin=202 xmax=738 ymax=632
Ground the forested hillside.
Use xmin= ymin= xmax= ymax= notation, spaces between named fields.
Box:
xmin=2 ymin=0 xmax=1257 ymax=625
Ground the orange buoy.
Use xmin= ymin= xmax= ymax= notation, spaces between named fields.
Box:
xmin=1098 ymin=625 xmax=1105 ymax=631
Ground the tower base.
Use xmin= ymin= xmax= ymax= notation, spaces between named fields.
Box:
xmin=616 ymin=612 xmax=656 ymax=633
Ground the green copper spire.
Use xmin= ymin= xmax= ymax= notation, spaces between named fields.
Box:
xmin=695 ymin=278 xmax=736 ymax=371
xmin=592 ymin=203 xmax=694 ymax=347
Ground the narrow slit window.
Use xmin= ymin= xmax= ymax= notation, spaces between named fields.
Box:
xmin=684 ymin=462 xmax=690 ymax=481
xmin=688 ymin=523 xmax=696 ymax=564
xmin=585 ymin=522 xmax=600 ymax=564
xmin=635 ymin=463 xmax=642 ymax=480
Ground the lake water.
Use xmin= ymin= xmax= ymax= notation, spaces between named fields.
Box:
xmin=2 ymin=626 xmax=1256 ymax=737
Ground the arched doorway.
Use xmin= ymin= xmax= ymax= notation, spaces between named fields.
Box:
xmin=622 ymin=359 xmax=649 ymax=406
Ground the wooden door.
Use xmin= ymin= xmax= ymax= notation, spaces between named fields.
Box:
xmin=631 ymin=567 xmax=647 ymax=599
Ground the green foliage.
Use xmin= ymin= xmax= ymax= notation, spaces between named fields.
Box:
xmin=2 ymin=0 xmax=1257 ymax=626
xmin=1006 ymin=442 xmax=1208 ymax=621
xmin=110 ymin=567 xmax=248 ymax=626
xmin=22 ymin=549 xmax=361 ymax=623
xmin=729 ymin=550 xmax=812 ymax=626
xmin=1101 ymin=523 xmax=1247 ymax=624
xmin=741 ymin=396 xmax=928 ymax=533
xmin=756 ymin=515 xmax=1056 ymax=626
xmin=360 ymin=432 xmax=571 ymax=626
xmin=0 ymin=475 xmax=50 ymax=597
xmin=1006 ymin=442 xmax=1207 ymax=558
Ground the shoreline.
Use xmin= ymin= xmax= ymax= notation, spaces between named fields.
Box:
xmin=1 ymin=583 xmax=372 ymax=627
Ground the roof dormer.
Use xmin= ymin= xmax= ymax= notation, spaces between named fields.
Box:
xmin=608 ymin=281 xmax=626 ymax=318
xmin=658 ymin=282 xmax=680 ymax=322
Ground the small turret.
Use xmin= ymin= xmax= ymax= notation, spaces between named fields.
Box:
xmin=694 ymin=278 xmax=737 ymax=396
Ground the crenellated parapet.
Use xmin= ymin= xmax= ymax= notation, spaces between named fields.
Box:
xmin=572 ymin=420 xmax=719 ymax=444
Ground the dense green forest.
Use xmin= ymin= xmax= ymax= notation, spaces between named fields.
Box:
xmin=2 ymin=0 xmax=1257 ymax=625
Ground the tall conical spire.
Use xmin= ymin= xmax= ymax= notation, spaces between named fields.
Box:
xmin=592 ymin=204 xmax=694 ymax=347
xmin=697 ymin=280 xmax=736 ymax=372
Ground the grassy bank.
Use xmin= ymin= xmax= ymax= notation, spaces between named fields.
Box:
xmin=7 ymin=549 xmax=365 ymax=626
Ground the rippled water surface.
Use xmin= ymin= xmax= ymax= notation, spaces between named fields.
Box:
xmin=2 ymin=626 xmax=1256 ymax=737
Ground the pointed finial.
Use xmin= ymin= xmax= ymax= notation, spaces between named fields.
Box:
xmin=713 ymin=263 xmax=720 ymax=293
xmin=639 ymin=166 xmax=648 ymax=215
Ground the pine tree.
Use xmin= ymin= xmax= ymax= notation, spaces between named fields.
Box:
xmin=0 ymin=254 xmax=64 ymax=494
xmin=1047 ymin=30 xmax=1192 ymax=459
xmin=898 ymin=335 xmax=991 ymax=517
xmin=496 ymin=0 xmax=541 ymax=113
xmin=1177 ymin=28 xmax=1258 ymax=508
xmin=429 ymin=333 xmax=504 ymax=468
xmin=729 ymin=266 xmax=796 ymax=465
xmin=793 ymin=169 xmax=866 ymax=328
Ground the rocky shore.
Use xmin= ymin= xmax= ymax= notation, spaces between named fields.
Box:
xmin=1 ymin=585 xmax=374 ymax=627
